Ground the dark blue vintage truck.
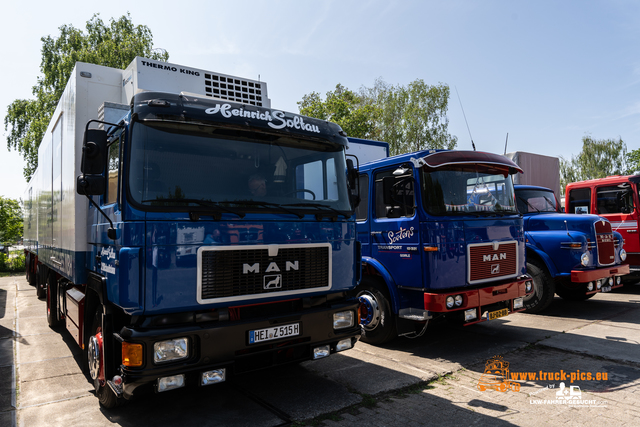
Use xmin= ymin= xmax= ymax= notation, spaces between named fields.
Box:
xmin=514 ymin=184 xmax=629 ymax=312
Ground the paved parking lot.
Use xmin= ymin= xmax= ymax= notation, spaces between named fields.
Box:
xmin=2 ymin=274 xmax=640 ymax=426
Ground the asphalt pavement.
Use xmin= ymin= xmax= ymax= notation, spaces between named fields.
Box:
xmin=2 ymin=274 xmax=640 ymax=426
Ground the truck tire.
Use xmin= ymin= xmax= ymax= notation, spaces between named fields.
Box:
xmin=555 ymin=286 xmax=596 ymax=301
xmin=357 ymin=277 xmax=397 ymax=345
xmin=523 ymin=260 xmax=555 ymax=314
xmin=36 ymin=265 xmax=46 ymax=299
xmin=86 ymin=308 xmax=121 ymax=409
xmin=47 ymin=276 xmax=63 ymax=329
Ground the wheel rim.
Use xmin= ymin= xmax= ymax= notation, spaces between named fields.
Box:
xmin=88 ymin=334 xmax=102 ymax=380
xmin=358 ymin=292 xmax=381 ymax=330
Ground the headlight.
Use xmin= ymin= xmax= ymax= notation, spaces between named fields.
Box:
xmin=513 ymin=297 xmax=524 ymax=310
xmin=154 ymin=338 xmax=189 ymax=364
xmin=333 ymin=311 xmax=354 ymax=329
xmin=620 ymin=248 xmax=627 ymax=262
xmin=525 ymin=281 xmax=533 ymax=293
xmin=580 ymin=253 xmax=590 ymax=267
xmin=587 ymin=282 xmax=594 ymax=291
xmin=454 ymin=295 xmax=463 ymax=307
xmin=446 ymin=296 xmax=455 ymax=309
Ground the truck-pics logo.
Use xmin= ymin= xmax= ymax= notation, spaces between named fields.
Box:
xmin=205 ymin=104 xmax=320 ymax=134
xmin=477 ymin=356 xmax=521 ymax=392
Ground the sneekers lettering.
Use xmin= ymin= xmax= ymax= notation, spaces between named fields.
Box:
xmin=205 ymin=104 xmax=320 ymax=133
xmin=388 ymin=227 xmax=414 ymax=244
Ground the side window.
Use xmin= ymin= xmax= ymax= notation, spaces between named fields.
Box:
xmin=596 ymin=185 xmax=634 ymax=214
xmin=568 ymin=188 xmax=591 ymax=214
xmin=106 ymin=137 xmax=120 ymax=205
xmin=375 ymin=168 xmax=415 ymax=219
xmin=355 ymin=174 xmax=369 ymax=222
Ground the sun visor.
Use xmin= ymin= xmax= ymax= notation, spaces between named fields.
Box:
xmin=410 ymin=151 xmax=524 ymax=175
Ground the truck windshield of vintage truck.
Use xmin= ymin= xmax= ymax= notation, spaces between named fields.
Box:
xmin=420 ymin=166 xmax=518 ymax=215
xmin=128 ymin=121 xmax=352 ymax=213
xmin=515 ymin=188 xmax=560 ymax=214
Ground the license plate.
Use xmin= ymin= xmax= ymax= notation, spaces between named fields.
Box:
xmin=488 ymin=308 xmax=509 ymax=320
xmin=249 ymin=323 xmax=300 ymax=344
xmin=601 ymin=286 xmax=612 ymax=293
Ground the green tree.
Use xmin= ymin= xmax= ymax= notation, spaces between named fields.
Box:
xmin=0 ymin=197 xmax=23 ymax=244
xmin=298 ymin=78 xmax=457 ymax=157
xmin=298 ymin=84 xmax=380 ymax=139
xmin=627 ymin=148 xmax=640 ymax=174
xmin=560 ymin=135 xmax=627 ymax=194
xmin=4 ymin=13 xmax=169 ymax=181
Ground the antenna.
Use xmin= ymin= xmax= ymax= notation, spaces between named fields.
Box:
xmin=455 ymin=86 xmax=476 ymax=151
xmin=504 ymin=133 xmax=509 ymax=155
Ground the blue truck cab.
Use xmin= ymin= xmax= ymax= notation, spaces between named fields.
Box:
xmin=354 ymin=148 xmax=533 ymax=344
xmin=514 ymin=185 xmax=629 ymax=312
xmin=23 ymin=58 xmax=362 ymax=408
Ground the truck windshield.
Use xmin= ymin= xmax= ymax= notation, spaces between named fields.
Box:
xmin=420 ymin=166 xmax=517 ymax=215
xmin=515 ymin=189 xmax=560 ymax=214
xmin=128 ymin=122 xmax=351 ymax=213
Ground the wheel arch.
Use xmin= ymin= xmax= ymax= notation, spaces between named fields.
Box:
xmin=361 ymin=256 xmax=400 ymax=314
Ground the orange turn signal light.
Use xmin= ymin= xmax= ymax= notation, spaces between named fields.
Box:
xmin=122 ymin=342 xmax=143 ymax=367
xmin=423 ymin=246 xmax=438 ymax=252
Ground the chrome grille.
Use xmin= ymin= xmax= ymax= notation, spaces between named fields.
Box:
xmin=594 ymin=220 xmax=615 ymax=266
xmin=468 ymin=241 xmax=518 ymax=284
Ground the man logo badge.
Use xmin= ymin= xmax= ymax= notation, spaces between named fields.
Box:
xmin=264 ymin=274 xmax=282 ymax=290
xmin=491 ymin=264 xmax=500 ymax=275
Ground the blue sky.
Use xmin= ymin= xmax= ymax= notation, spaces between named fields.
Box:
xmin=1 ymin=0 xmax=639 ymax=200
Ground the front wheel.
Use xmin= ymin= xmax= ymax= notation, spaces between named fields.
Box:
xmin=357 ymin=277 xmax=396 ymax=345
xmin=85 ymin=308 xmax=121 ymax=409
xmin=523 ymin=260 xmax=556 ymax=314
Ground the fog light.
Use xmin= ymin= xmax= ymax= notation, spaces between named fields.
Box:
xmin=154 ymin=338 xmax=188 ymax=364
xmin=525 ymin=281 xmax=533 ymax=293
xmin=454 ymin=295 xmax=463 ymax=307
xmin=336 ymin=338 xmax=353 ymax=352
xmin=122 ymin=342 xmax=143 ymax=367
xmin=513 ymin=297 xmax=524 ymax=310
xmin=157 ymin=375 xmax=185 ymax=392
xmin=608 ymin=277 xmax=614 ymax=286
xmin=587 ymin=282 xmax=594 ymax=291
xmin=596 ymin=280 xmax=602 ymax=290
xmin=620 ymin=249 xmax=627 ymax=262
xmin=333 ymin=311 xmax=354 ymax=329
xmin=313 ymin=345 xmax=330 ymax=359
xmin=581 ymin=253 xmax=590 ymax=267
xmin=464 ymin=308 xmax=477 ymax=321
xmin=446 ymin=296 xmax=455 ymax=309
xmin=617 ymin=276 xmax=622 ymax=285
xmin=201 ymin=369 xmax=226 ymax=386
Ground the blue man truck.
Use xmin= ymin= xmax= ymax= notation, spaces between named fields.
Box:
xmin=514 ymin=184 xmax=629 ymax=312
xmin=352 ymin=147 xmax=534 ymax=344
xmin=22 ymin=57 xmax=362 ymax=407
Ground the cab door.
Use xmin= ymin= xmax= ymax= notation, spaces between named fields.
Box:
xmin=595 ymin=182 xmax=639 ymax=255
xmin=369 ymin=166 xmax=423 ymax=287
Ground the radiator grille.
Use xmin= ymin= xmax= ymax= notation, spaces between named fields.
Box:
xmin=594 ymin=220 xmax=615 ymax=266
xmin=199 ymin=245 xmax=330 ymax=302
xmin=468 ymin=241 xmax=518 ymax=284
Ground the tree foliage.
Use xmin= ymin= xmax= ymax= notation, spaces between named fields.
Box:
xmin=560 ymin=135 xmax=628 ymax=194
xmin=627 ymin=148 xmax=640 ymax=174
xmin=298 ymin=78 xmax=457 ymax=157
xmin=0 ymin=197 xmax=23 ymax=244
xmin=4 ymin=13 xmax=169 ymax=181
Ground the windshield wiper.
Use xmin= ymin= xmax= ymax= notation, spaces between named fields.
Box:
xmin=517 ymin=196 xmax=540 ymax=213
xmin=142 ymin=198 xmax=245 ymax=219
xmin=224 ymin=200 xmax=304 ymax=219
xmin=283 ymin=202 xmax=351 ymax=219
xmin=542 ymin=196 xmax=560 ymax=212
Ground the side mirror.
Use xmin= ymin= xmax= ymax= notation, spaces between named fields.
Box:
xmin=346 ymin=159 xmax=360 ymax=209
xmin=81 ymin=129 xmax=108 ymax=174
xmin=76 ymin=175 xmax=106 ymax=196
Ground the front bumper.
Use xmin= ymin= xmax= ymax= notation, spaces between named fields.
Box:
xmin=423 ymin=276 xmax=532 ymax=325
xmin=571 ymin=264 xmax=630 ymax=285
xmin=114 ymin=301 xmax=360 ymax=399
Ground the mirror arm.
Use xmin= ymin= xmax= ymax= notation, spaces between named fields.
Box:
xmin=84 ymin=194 xmax=117 ymax=240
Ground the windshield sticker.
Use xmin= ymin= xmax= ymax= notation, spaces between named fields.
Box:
xmin=205 ymin=104 xmax=320 ymax=133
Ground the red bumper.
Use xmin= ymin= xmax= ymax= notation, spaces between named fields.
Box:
xmin=423 ymin=277 xmax=532 ymax=325
xmin=571 ymin=264 xmax=630 ymax=283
